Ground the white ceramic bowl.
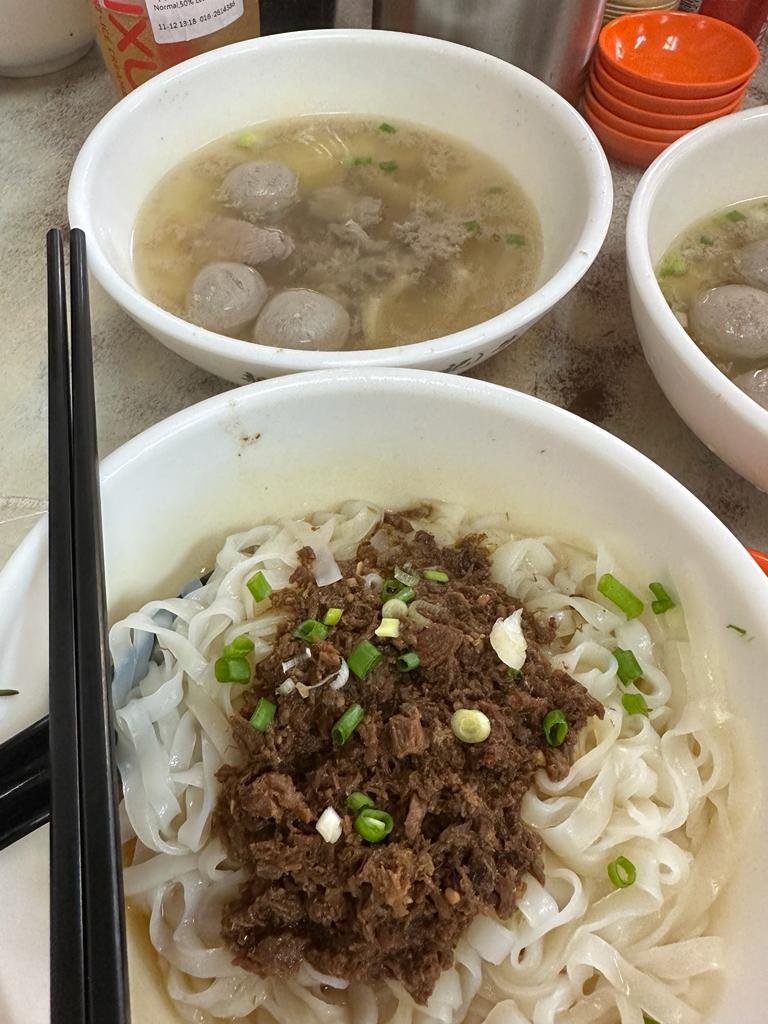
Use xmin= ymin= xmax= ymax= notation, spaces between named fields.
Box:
xmin=0 ymin=369 xmax=766 ymax=1023
xmin=0 ymin=0 xmax=93 ymax=77
xmin=68 ymin=29 xmax=612 ymax=383
xmin=626 ymin=105 xmax=768 ymax=493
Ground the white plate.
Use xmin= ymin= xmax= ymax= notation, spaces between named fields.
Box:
xmin=1 ymin=369 xmax=766 ymax=1022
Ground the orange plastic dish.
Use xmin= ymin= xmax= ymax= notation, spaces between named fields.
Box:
xmin=588 ymin=67 xmax=742 ymax=129
xmin=584 ymin=85 xmax=689 ymax=143
xmin=584 ymin=104 xmax=668 ymax=167
xmin=592 ymin=52 xmax=748 ymax=113
xmin=598 ymin=12 xmax=759 ymax=99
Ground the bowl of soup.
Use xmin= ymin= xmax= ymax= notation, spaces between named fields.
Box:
xmin=68 ymin=29 xmax=612 ymax=383
xmin=626 ymin=105 xmax=768 ymax=493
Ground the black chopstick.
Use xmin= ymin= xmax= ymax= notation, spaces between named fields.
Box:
xmin=47 ymin=227 xmax=87 ymax=1024
xmin=69 ymin=229 xmax=130 ymax=1024
xmin=46 ymin=228 xmax=130 ymax=1024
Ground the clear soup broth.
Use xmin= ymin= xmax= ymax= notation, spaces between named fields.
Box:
xmin=132 ymin=115 xmax=543 ymax=352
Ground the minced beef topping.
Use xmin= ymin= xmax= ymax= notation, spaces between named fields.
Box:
xmin=214 ymin=514 xmax=603 ymax=1003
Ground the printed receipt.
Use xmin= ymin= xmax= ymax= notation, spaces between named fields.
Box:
xmin=144 ymin=0 xmax=244 ymax=43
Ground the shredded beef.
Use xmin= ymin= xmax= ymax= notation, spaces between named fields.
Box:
xmin=214 ymin=514 xmax=603 ymax=1003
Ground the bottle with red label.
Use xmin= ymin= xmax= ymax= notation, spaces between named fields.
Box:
xmin=91 ymin=1 xmax=337 ymax=96
xmin=678 ymin=0 xmax=768 ymax=43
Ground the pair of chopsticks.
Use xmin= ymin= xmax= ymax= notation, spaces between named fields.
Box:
xmin=44 ymin=229 xmax=130 ymax=1024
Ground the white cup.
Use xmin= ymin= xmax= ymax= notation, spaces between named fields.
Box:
xmin=0 ymin=0 xmax=93 ymax=78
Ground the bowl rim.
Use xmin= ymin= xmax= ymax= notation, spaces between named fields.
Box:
xmin=588 ymin=69 xmax=738 ymax=128
xmin=592 ymin=51 xmax=748 ymax=112
xmin=598 ymin=12 xmax=760 ymax=96
xmin=68 ymin=28 xmax=613 ymax=373
xmin=626 ymin=104 xmax=768 ymax=437
xmin=584 ymin=84 xmax=687 ymax=141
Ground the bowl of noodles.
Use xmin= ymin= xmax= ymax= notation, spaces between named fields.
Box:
xmin=0 ymin=369 xmax=765 ymax=1024
xmin=68 ymin=29 xmax=612 ymax=382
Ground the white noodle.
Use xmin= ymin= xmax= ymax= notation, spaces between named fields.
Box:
xmin=111 ymin=501 xmax=739 ymax=1024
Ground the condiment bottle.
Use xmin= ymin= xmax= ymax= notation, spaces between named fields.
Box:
xmin=678 ymin=0 xmax=768 ymax=42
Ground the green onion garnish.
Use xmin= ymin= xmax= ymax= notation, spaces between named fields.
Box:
xmin=223 ymin=634 xmax=255 ymax=658
xmin=247 ymin=571 xmax=272 ymax=602
xmin=249 ymin=698 xmax=276 ymax=732
xmin=660 ymin=255 xmax=687 ymax=277
xmin=643 ymin=1015 xmax=661 ymax=1024
xmin=354 ymin=806 xmax=394 ymax=842
xmin=597 ymin=573 xmax=644 ymax=619
xmin=332 ymin=703 xmax=365 ymax=745
xmin=607 ymin=855 xmax=636 ymax=888
xmin=214 ymin=656 xmax=251 ymax=684
xmin=347 ymin=155 xmax=373 ymax=166
xmin=235 ymin=130 xmax=259 ymax=148
xmin=294 ymin=618 xmax=328 ymax=643
xmin=725 ymin=209 xmax=746 ymax=222
xmin=378 ymin=159 xmax=398 ymax=173
xmin=0 ymin=689 xmax=19 ymax=697
xmin=346 ymin=791 xmax=375 ymax=813
xmin=505 ymin=233 xmax=526 ymax=247
xmin=323 ymin=607 xmax=343 ymax=626
xmin=727 ymin=623 xmax=747 ymax=636
xmin=347 ymin=639 xmax=381 ymax=680
xmin=622 ymin=692 xmax=648 ymax=716
xmin=464 ymin=220 xmax=481 ymax=236
xmin=396 ymin=651 xmax=420 ymax=672
xmin=614 ymin=648 xmax=642 ymax=685
xmin=508 ymin=667 xmax=523 ymax=681
xmin=543 ymin=709 xmax=568 ymax=747
xmin=378 ymin=122 xmax=397 ymax=134
xmin=700 ymin=235 xmax=714 ymax=246
xmin=423 ymin=568 xmax=449 ymax=582
xmin=380 ymin=578 xmax=415 ymax=603
xmin=649 ymin=582 xmax=676 ymax=614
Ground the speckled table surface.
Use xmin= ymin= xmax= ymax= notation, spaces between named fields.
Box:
xmin=0 ymin=11 xmax=766 ymax=571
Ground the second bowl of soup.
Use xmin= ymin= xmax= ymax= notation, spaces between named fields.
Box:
xmin=69 ymin=30 xmax=612 ymax=382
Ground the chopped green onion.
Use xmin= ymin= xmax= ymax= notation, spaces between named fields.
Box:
xmin=235 ymin=130 xmax=259 ymax=148
xmin=378 ymin=122 xmax=397 ymax=133
xmin=396 ymin=651 xmax=420 ymax=672
xmin=700 ymin=234 xmax=714 ymax=246
xmin=375 ymin=617 xmax=400 ymax=639
xmin=464 ymin=220 xmax=481 ymax=236
xmin=354 ymin=806 xmax=394 ymax=842
xmin=347 ymin=639 xmax=382 ymax=680
xmin=247 ymin=571 xmax=272 ymax=603
xmin=649 ymin=582 xmax=676 ymax=614
xmin=215 ymin=656 xmax=251 ymax=684
xmin=660 ymin=255 xmax=687 ymax=277
xmin=0 ymin=689 xmax=19 ymax=697
xmin=323 ymin=607 xmax=343 ymax=626
xmin=543 ymin=709 xmax=568 ymax=747
xmin=505 ymin=233 xmax=526 ymax=247
xmin=346 ymin=154 xmax=373 ymax=166
xmin=486 ymin=185 xmax=505 ymax=194
xmin=378 ymin=159 xmax=398 ymax=173
xmin=223 ymin=634 xmax=255 ymax=657
xmin=643 ymin=1015 xmax=661 ymax=1024
xmin=294 ymin=618 xmax=328 ymax=643
xmin=597 ymin=573 xmax=644 ymax=619
xmin=622 ymin=692 xmax=649 ymax=716
xmin=451 ymin=708 xmax=491 ymax=744
xmin=727 ymin=623 xmax=747 ymax=636
xmin=507 ymin=667 xmax=523 ymax=681
xmin=381 ymin=598 xmax=409 ymax=620
xmin=249 ymin=698 xmax=276 ymax=732
xmin=394 ymin=565 xmax=419 ymax=587
xmin=607 ymin=855 xmax=636 ymax=888
xmin=725 ymin=209 xmax=746 ymax=222
xmin=332 ymin=703 xmax=365 ymax=745
xmin=380 ymin=578 xmax=415 ymax=603
xmin=614 ymin=648 xmax=642 ymax=685
xmin=423 ymin=568 xmax=449 ymax=582
xmin=346 ymin=791 xmax=375 ymax=813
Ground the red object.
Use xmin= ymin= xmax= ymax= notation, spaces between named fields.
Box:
xmin=747 ymin=547 xmax=768 ymax=576
xmin=593 ymin=51 xmax=748 ymax=113
xmin=598 ymin=11 xmax=760 ymax=99
xmin=699 ymin=0 xmax=768 ymax=42
xmin=589 ymin=69 xmax=742 ymax=129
